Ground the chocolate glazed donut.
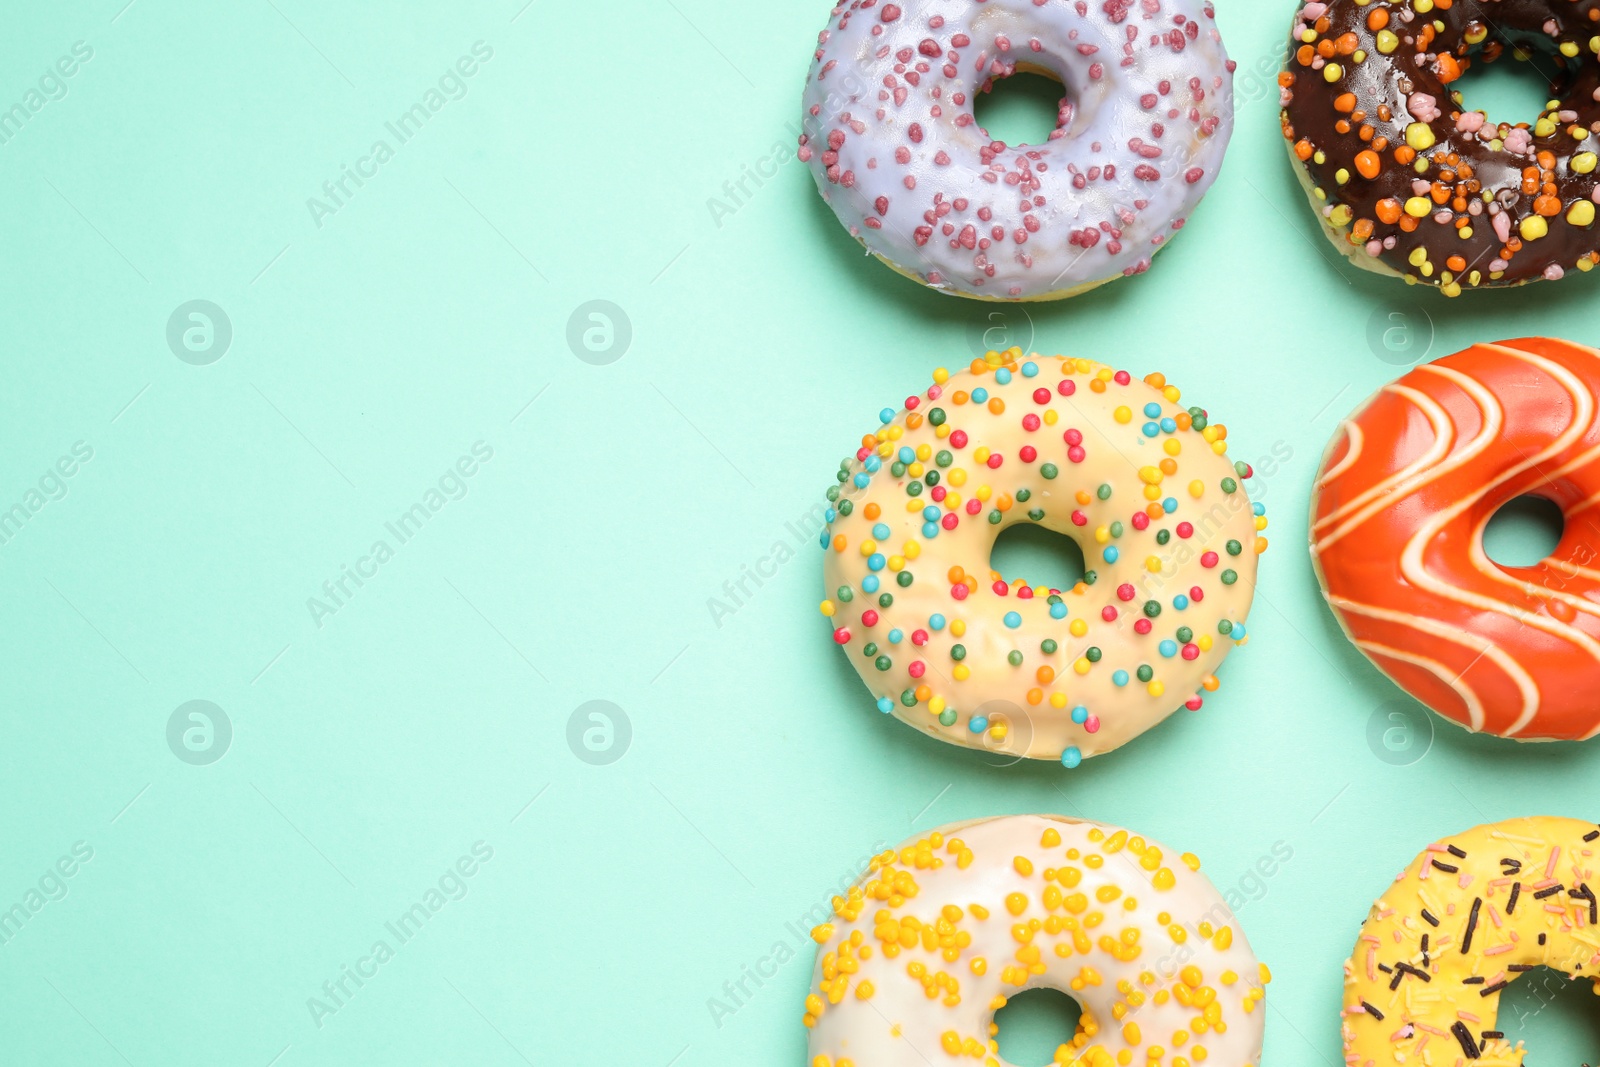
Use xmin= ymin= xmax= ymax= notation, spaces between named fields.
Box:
xmin=1279 ymin=0 xmax=1600 ymax=295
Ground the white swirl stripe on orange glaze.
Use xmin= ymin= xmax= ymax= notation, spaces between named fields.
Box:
xmin=1310 ymin=337 xmax=1600 ymax=741
xmin=804 ymin=815 xmax=1269 ymax=1067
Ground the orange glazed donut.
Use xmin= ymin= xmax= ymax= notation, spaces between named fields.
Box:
xmin=1311 ymin=337 xmax=1600 ymax=741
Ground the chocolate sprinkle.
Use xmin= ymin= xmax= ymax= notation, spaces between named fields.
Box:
xmin=1480 ymin=980 xmax=1507 ymax=996
xmin=1421 ymin=908 xmax=1440 ymax=927
xmin=1452 ymin=1021 xmax=1481 ymax=1059
xmin=1432 ymin=859 xmax=1460 ymax=874
xmin=1448 ymin=844 xmax=1467 ymax=858
xmin=1508 ymin=882 xmax=1521 ymax=915
xmin=1461 ymin=897 xmax=1482 ymax=953
xmin=1361 ymin=999 xmax=1384 ymax=1021
xmin=1534 ymin=884 xmax=1565 ymax=899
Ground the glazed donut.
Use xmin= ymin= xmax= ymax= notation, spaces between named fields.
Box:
xmin=798 ymin=0 xmax=1236 ymax=301
xmin=1279 ymin=0 xmax=1600 ymax=295
xmin=803 ymin=814 xmax=1270 ymax=1067
xmin=1311 ymin=337 xmax=1600 ymax=741
xmin=819 ymin=351 xmax=1266 ymax=767
xmin=1342 ymin=816 xmax=1600 ymax=1065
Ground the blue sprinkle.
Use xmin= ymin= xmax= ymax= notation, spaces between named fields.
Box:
xmin=923 ymin=506 xmax=940 ymax=521
xmin=1049 ymin=602 xmax=1067 ymax=619
xmin=1162 ymin=497 xmax=1178 ymax=513
xmin=864 ymin=455 xmax=882 ymax=473
xmin=922 ymin=522 xmax=940 ymax=538
xmin=1143 ymin=402 xmax=1162 ymax=418
xmin=887 ymin=628 xmax=904 ymax=644
xmin=898 ymin=447 xmax=916 ymax=464
xmin=1102 ymin=546 xmax=1119 ymax=564
xmin=825 ymin=507 xmax=837 ymax=523
xmin=1061 ymin=746 xmax=1082 ymax=769
xmin=1173 ymin=594 xmax=1189 ymax=610
xmin=972 ymin=387 xmax=989 ymax=403
xmin=1253 ymin=502 xmax=1266 ymax=516
xmin=1112 ymin=670 xmax=1129 ymax=687
xmin=929 ymin=613 xmax=947 ymax=631
xmin=1070 ymin=705 xmax=1088 ymax=725
xmin=876 ymin=697 xmax=894 ymax=714
xmin=995 ymin=368 xmax=1012 ymax=385
xmin=1003 ymin=611 xmax=1022 ymax=629
xmin=1142 ymin=422 xmax=1160 ymax=437
xmin=1022 ymin=361 xmax=1039 ymax=377
xmin=862 ymin=575 xmax=880 ymax=593
xmin=819 ymin=530 xmax=830 ymax=548
xmin=854 ymin=472 xmax=870 ymax=488
xmin=968 ymin=716 xmax=989 ymax=734
xmin=879 ymin=408 xmax=895 ymax=425
xmin=1159 ymin=639 xmax=1178 ymax=658
xmin=872 ymin=522 xmax=890 ymax=540
xmin=1232 ymin=623 xmax=1247 ymax=640
xmin=867 ymin=553 xmax=886 ymax=572
xmin=1160 ymin=417 xmax=1177 ymax=433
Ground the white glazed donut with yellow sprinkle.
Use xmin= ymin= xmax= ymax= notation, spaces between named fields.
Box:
xmin=803 ymin=814 xmax=1270 ymax=1067
xmin=819 ymin=350 xmax=1266 ymax=768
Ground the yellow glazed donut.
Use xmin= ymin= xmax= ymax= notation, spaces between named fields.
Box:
xmin=1343 ymin=816 xmax=1600 ymax=1065
xmin=802 ymin=814 xmax=1271 ymax=1067
xmin=818 ymin=351 xmax=1266 ymax=767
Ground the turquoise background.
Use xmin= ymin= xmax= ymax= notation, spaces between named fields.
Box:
xmin=4 ymin=0 xmax=1600 ymax=1063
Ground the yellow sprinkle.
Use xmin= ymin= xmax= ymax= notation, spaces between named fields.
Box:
xmin=1405 ymin=122 xmax=1435 ymax=151
xmin=1569 ymin=201 xmax=1596 ymax=227
xmin=1322 ymin=62 xmax=1342 ymax=82
xmin=1404 ymin=196 xmax=1431 ymax=218
xmin=1114 ymin=405 xmax=1133 ymax=424
xmin=1376 ymin=29 xmax=1398 ymax=52
xmin=1574 ymin=152 xmax=1598 ymax=174
xmin=820 ymin=600 xmax=836 ymax=617
xmin=1188 ymin=479 xmax=1204 ymax=498
xmin=1521 ymin=215 xmax=1549 ymax=241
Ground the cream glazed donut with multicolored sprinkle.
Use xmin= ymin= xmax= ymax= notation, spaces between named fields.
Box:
xmin=803 ymin=814 xmax=1271 ymax=1067
xmin=819 ymin=350 xmax=1267 ymax=768
xmin=798 ymin=0 xmax=1237 ymax=300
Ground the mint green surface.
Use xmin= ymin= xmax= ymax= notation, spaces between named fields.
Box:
xmin=4 ymin=1 xmax=1600 ymax=1064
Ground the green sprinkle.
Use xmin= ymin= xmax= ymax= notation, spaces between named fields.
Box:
xmin=907 ymin=481 xmax=923 ymax=497
xmin=1176 ymin=626 xmax=1193 ymax=643
xmin=951 ymin=644 xmax=967 ymax=661
xmin=1155 ymin=529 xmax=1170 ymax=545
xmin=1008 ymin=650 xmax=1024 ymax=666
xmin=900 ymin=689 xmax=917 ymax=707
xmin=839 ymin=499 xmax=854 ymax=516
xmin=1221 ymin=569 xmax=1238 ymax=585
xmin=1086 ymin=646 xmax=1102 ymax=662
xmin=1040 ymin=463 xmax=1059 ymax=479
xmin=1221 ymin=477 xmax=1238 ymax=493
xmin=1137 ymin=664 xmax=1154 ymax=682
xmin=890 ymin=461 xmax=907 ymax=477
xmin=1143 ymin=600 xmax=1162 ymax=618
xmin=988 ymin=510 xmax=1003 ymax=525
xmin=1016 ymin=488 xmax=1032 ymax=502
xmin=925 ymin=471 xmax=940 ymax=487
xmin=896 ymin=571 xmax=913 ymax=587
xmin=938 ymin=708 xmax=958 ymax=726
xmin=1226 ymin=540 xmax=1242 ymax=556
xmin=862 ymin=642 xmax=879 ymax=657
xmin=936 ymin=450 xmax=953 ymax=468
xmin=929 ymin=407 xmax=947 ymax=426
xmin=1218 ymin=619 xmax=1234 ymax=635
xmin=1027 ymin=508 xmax=1045 ymax=521
xmin=878 ymin=593 xmax=893 ymax=607
xmin=1096 ymin=483 xmax=1112 ymax=500
xmin=1110 ymin=521 xmax=1124 ymax=538
xmin=1041 ymin=639 xmax=1058 ymax=654
xmin=837 ymin=587 xmax=854 ymax=602
xmin=875 ymin=655 xmax=892 ymax=671
xmin=1233 ymin=461 xmax=1250 ymax=477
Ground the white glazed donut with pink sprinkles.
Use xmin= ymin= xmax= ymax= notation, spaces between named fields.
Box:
xmin=798 ymin=0 xmax=1237 ymax=301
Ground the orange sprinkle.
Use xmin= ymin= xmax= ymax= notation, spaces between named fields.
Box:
xmin=1367 ymin=7 xmax=1388 ymax=29
xmin=1294 ymin=138 xmax=1314 ymax=161
xmin=1355 ymin=150 xmax=1381 ymax=179
xmin=1375 ymin=198 xmax=1403 ymax=224
xmin=1334 ymin=92 xmax=1357 ymax=112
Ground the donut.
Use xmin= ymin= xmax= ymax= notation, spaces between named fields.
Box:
xmin=1279 ymin=0 xmax=1600 ymax=295
xmin=798 ymin=0 xmax=1236 ymax=301
xmin=819 ymin=350 xmax=1267 ymax=768
xmin=1342 ymin=816 xmax=1600 ymax=1065
xmin=802 ymin=814 xmax=1271 ymax=1067
xmin=1311 ymin=337 xmax=1600 ymax=741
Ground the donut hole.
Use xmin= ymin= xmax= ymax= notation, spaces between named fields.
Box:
xmin=992 ymin=987 xmax=1085 ymax=1066
xmin=1492 ymin=965 xmax=1600 ymax=1061
xmin=973 ymin=70 xmax=1071 ymax=148
xmin=1452 ymin=43 xmax=1566 ymax=127
xmin=990 ymin=523 xmax=1087 ymax=592
xmin=1483 ymin=494 xmax=1564 ymax=567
